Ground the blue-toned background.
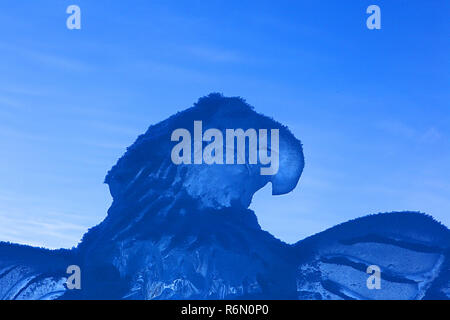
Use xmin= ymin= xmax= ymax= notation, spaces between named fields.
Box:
xmin=0 ymin=1 xmax=448 ymax=248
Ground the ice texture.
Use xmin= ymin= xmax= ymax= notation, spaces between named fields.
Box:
xmin=105 ymin=93 xmax=304 ymax=209
xmin=0 ymin=94 xmax=448 ymax=300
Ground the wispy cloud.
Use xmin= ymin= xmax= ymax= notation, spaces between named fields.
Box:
xmin=76 ymin=140 xmax=129 ymax=150
xmin=0 ymin=84 xmax=50 ymax=97
xmin=27 ymin=50 xmax=91 ymax=72
xmin=419 ymin=127 xmax=441 ymax=143
xmin=83 ymin=120 xmax=142 ymax=137
xmin=0 ymin=94 xmax=25 ymax=109
xmin=376 ymin=120 xmax=443 ymax=144
xmin=0 ymin=125 xmax=53 ymax=143
xmin=0 ymin=211 xmax=88 ymax=249
xmin=377 ymin=120 xmax=416 ymax=139
xmin=0 ymin=42 xmax=91 ymax=72
xmin=121 ymin=59 xmax=216 ymax=84
xmin=183 ymin=45 xmax=243 ymax=63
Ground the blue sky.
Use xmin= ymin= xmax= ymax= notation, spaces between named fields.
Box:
xmin=0 ymin=1 xmax=448 ymax=248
